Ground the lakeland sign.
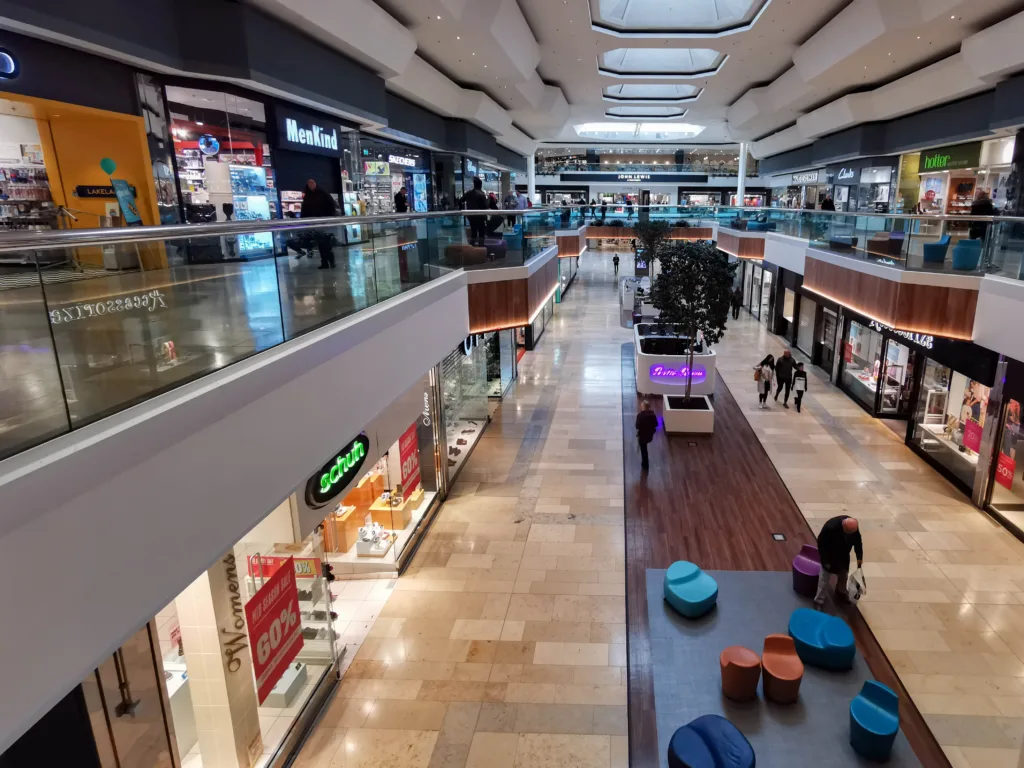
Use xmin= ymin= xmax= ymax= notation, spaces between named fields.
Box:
xmin=305 ymin=434 xmax=370 ymax=508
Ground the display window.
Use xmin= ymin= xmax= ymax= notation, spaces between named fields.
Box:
xmin=167 ymin=86 xmax=276 ymax=239
xmin=856 ymin=166 xmax=894 ymax=213
xmin=909 ymin=360 xmax=990 ymax=491
xmin=796 ymin=297 xmax=816 ymax=357
xmin=759 ymin=269 xmax=773 ymax=326
xmin=782 ymin=289 xmax=796 ymax=324
xmin=742 ymin=261 xmax=754 ymax=310
xmin=878 ymin=340 xmax=915 ymax=416
xmin=841 ymin=320 xmax=885 ymax=410
xmin=486 ymin=329 xmax=517 ymax=398
xmin=359 ymin=136 xmax=432 ymax=214
xmin=749 ymin=265 xmax=763 ymax=316
xmin=557 ymin=256 xmax=579 ymax=302
xmin=154 ymin=499 xmax=339 ymax=768
xmin=990 ymin=399 xmax=1024 ymax=531
xmin=443 ymin=338 xmax=490 ymax=478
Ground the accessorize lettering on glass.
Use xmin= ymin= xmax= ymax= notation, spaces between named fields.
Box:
xmin=49 ymin=289 xmax=167 ymax=324
xmin=305 ymin=434 xmax=371 ymax=508
xmin=649 ymin=364 xmax=708 ymax=383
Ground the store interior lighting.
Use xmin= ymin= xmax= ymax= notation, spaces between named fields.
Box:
xmin=574 ymin=122 xmax=706 ymax=140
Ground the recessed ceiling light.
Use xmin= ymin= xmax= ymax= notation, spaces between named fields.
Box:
xmin=437 ymin=15 xmax=442 ymax=20
xmin=456 ymin=36 xmax=460 ymax=40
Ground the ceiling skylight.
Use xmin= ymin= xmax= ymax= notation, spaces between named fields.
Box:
xmin=603 ymin=84 xmax=701 ymax=102
xmin=575 ymin=122 xmax=706 ymax=140
xmin=600 ymin=48 xmax=725 ymax=77
xmin=590 ymin=0 xmax=768 ymax=35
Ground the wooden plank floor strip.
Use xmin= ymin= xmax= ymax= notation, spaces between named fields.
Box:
xmin=620 ymin=343 xmax=949 ymax=768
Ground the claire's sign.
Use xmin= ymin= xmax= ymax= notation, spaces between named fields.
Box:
xmin=305 ymin=434 xmax=370 ymax=508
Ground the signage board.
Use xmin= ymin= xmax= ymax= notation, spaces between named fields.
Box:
xmin=791 ymin=170 xmax=820 ymax=184
xmin=918 ymin=142 xmax=981 ymax=172
xmin=388 ymin=154 xmax=417 ymax=168
xmin=247 ymin=555 xmax=320 ymax=580
xmin=560 ymin=172 xmax=709 ymax=183
xmin=398 ymin=423 xmax=420 ymax=495
xmin=963 ymin=418 xmax=983 ymax=453
xmin=0 ymin=48 xmax=18 ymax=80
xmin=305 ymin=434 xmax=371 ymax=508
xmin=836 ymin=167 xmax=856 ymax=182
xmin=74 ymin=184 xmax=137 ymax=199
xmin=649 ymin=364 xmax=708 ymax=384
xmin=997 ymin=452 xmax=1016 ymax=490
xmin=275 ymin=105 xmax=344 ymax=158
xmin=244 ymin=556 xmax=304 ymax=705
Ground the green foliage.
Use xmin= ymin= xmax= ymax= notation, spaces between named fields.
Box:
xmin=633 ymin=220 xmax=672 ymax=262
xmin=607 ymin=219 xmax=626 ymax=227
xmin=650 ymin=240 xmax=738 ymax=399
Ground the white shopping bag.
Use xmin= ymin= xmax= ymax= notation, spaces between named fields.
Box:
xmin=847 ymin=568 xmax=867 ymax=601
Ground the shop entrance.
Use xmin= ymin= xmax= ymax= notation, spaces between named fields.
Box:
xmin=819 ymin=308 xmax=838 ymax=377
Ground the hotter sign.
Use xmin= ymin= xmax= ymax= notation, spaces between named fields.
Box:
xmin=245 ymin=556 xmax=304 ymax=704
xmin=649 ymin=363 xmax=708 ymax=383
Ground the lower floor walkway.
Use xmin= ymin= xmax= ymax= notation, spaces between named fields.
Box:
xmin=293 ymin=251 xmax=1024 ymax=768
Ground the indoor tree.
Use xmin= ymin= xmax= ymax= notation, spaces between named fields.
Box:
xmin=632 ymin=219 xmax=672 ymax=266
xmin=650 ymin=239 xmax=737 ymax=401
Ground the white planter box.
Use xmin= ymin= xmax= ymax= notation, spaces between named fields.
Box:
xmin=663 ymin=395 xmax=715 ymax=434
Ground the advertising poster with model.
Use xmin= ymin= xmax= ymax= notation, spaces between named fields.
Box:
xmin=245 ymin=555 xmax=304 ymax=703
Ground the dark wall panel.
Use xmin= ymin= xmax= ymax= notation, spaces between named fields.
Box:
xmin=885 ymin=92 xmax=994 ymax=153
xmin=991 ymin=74 xmax=1024 ymax=130
xmin=273 ymin=150 xmax=340 ymax=196
xmin=0 ymin=28 xmax=138 ymax=114
xmin=386 ymin=93 xmax=447 ymax=147
xmin=758 ymin=144 xmax=814 ymax=176
xmin=811 ymin=124 xmax=885 ymax=165
xmin=495 ymin=144 xmax=527 ymax=172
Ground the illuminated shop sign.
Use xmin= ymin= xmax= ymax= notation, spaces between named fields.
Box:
xmin=650 ymin=363 xmax=708 ymax=383
xmin=918 ymin=142 xmax=981 ymax=172
xmin=836 ymin=168 xmax=856 ymax=182
xmin=276 ymin=106 xmax=344 ymax=158
xmin=868 ymin=320 xmax=933 ymax=349
xmin=388 ymin=154 xmax=416 ymax=167
xmin=305 ymin=434 xmax=370 ymax=508
xmin=792 ymin=171 xmax=820 ymax=184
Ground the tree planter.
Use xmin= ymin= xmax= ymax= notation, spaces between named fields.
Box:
xmin=663 ymin=395 xmax=715 ymax=434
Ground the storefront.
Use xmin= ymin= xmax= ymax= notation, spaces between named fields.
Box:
xmin=770 ymin=169 xmax=826 ymax=209
xmin=833 ymin=309 xmax=999 ymax=492
xmin=795 ymin=287 xmax=841 ymax=379
xmin=823 ymin=158 xmax=898 ymax=213
xmin=485 ymin=330 xmax=517 ymax=398
xmin=557 ymin=255 xmax=579 ymax=301
xmin=679 ymin=188 xmax=722 ymax=207
xmin=442 ymin=336 xmax=491 ymax=474
xmin=985 ymin=358 xmax=1024 ymax=537
xmin=769 ymin=267 xmax=802 ymax=342
xmin=726 ymin=187 xmax=769 ymax=207
xmin=359 ymin=135 xmax=432 ymax=213
xmin=743 ymin=261 xmax=774 ymax=325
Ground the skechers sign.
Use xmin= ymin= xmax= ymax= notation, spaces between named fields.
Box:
xmin=305 ymin=434 xmax=370 ymax=508
xmin=276 ymin=106 xmax=344 ymax=158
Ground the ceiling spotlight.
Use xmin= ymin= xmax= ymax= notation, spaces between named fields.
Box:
xmin=456 ymin=36 xmax=460 ymax=40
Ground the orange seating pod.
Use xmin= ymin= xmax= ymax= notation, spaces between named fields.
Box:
xmin=719 ymin=646 xmax=761 ymax=702
xmin=762 ymin=634 xmax=804 ymax=704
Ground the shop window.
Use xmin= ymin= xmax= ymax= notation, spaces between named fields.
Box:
xmin=797 ymin=297 xmax=816 ymax=356
xmin=991 ymin=400 xmax=1024 ymax=528
xmin=878 ymin=341 xmax=915 ymax=416
xmin=841 ymin=320 xmax=885 ymax=410
xmin=759 ymin=270 xmax=773 ymax=325
xmin=909 ymin=360 xmax=990 ymax=491
xmin=443 ymin=339 xmax=489 ymax=478
xmin=154 ymin=499 xmax=339 ymax=768
xmin=486 ymin=330 xmax=516 ymax=398
xmin=358 ymin=136 xmax=431 ymax=214
xmin=782 ymin=289 xmax=795 ymax=323
xmin=166 ymin=86 xmax=275 ymax=244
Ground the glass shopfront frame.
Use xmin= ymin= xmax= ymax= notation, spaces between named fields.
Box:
xmin=358 ymin=135 xmax=433 ymax=214
xmin=838 ymin=316 xmax=919 ymax=418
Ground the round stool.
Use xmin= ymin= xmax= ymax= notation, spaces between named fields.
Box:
xmin=719 ymin=646 xmax=761 ymax=702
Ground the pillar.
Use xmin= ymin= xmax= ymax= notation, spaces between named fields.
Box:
xmin=176 ymin=553 xmax=263 ymax=768
xmin=527 ymin=154 xmax=536 ymax=202
xmin=736 ymin=142 xmax=749 ymax=206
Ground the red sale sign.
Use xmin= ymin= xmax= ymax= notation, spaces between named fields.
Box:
xmin=997 ymin=452 xmax=1017 ymax=490
xmin=399 ymin=422 xmax=420 ymax=494
xmin=247 ymin=555 xmax=320 ymax=580
xmin=244 ymin=556 xmax=304 ymax=704
xmin=963 ymin=419 xmax=983 ymax=453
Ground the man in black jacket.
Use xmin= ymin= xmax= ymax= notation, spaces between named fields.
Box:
xmin=459 ymin=177 xmax=489 ymax=245
xmin=300 ymin=178 xmax=338 ymax=269
xmin=815 ymin=515 xmax=863 ymax=608
xmin=774 ymin=349 xmax=796 ymax=408
xmin=635 ymin=400 xmax=658 ymax=472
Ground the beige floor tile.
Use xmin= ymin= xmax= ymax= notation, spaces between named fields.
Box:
xmin=450 ymin=619 xmax=506 ymax=641
xmin=466 ymin=732 xmax=519 ymax=768
xmin=362 ymin=700 xmax=448 ymax=730
xmin=338 ymin=729 xmax=438 ymax=768
xmin=337 ymin=679 xmax=423 ymax=700
xmin=533 ymin=642 xmax=609 ymax=666
xmin=957 ymin=746 xmax=1021 ymax=768
xmin=513 ymin=734 xmax=610 ymax=768
xmin=383 ymin=662 xmax=457 ymax=681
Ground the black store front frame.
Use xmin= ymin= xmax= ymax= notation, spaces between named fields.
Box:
xmin=983 ymin=357 xmax=1024 ymax=541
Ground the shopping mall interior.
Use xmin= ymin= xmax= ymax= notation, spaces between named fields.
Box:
xmin=6 ymin=2 xmax=1024 ymax=768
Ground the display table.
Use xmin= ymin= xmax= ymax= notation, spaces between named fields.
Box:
xmin=369 ymin=486 xmax=425 ymax=529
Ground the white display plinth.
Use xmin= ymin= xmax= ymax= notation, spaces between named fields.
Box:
xmin=634 ymin=326 xmax=716 ymax=397
xmin=264 ymin=662 xmax=307 ymax=708
xmin=663 ymin=395 xmax=715 ymax=434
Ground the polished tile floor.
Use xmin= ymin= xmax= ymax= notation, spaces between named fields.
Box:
xmin=714 ymin=310 xmax=1024 ymax=768
xmin=294 ymin=253 xmax=630 ymax=768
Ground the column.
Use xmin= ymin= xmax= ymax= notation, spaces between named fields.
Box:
xmin=736 ymin=142 xmax=748 ymax=206
xmin=527 ymin=154 xmax=536 ymax=202
xmin=176 ymin=553 xmax=263 ymax=768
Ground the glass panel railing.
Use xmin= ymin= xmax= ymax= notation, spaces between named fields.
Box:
xmin=0 ymin=209 xmax=562 ymax=462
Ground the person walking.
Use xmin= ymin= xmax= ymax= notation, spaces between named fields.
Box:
xmin=815 ymin=515 xmax=863 ymax=609
xmin=460 ymin=176 xmax=489 ymax=245
xmin=774 ymin=349 xmax=796 ymax=409
xmin=517 ymin=189 xmax=529 ymax=210
xmin=820 ymin=194 xmax=836 ymax=211
xmin=635 ymin=400 xmax=659 ymax=472
xmin=394 ymin=186 xmax=409 ymax=213
xmin=969 ymin=189 xmax=995 ymax=241
xmin=793 ymin=362 xmax=808 ymax=413
xmin=600 ymin=199 xmax=608 ymax=222
xmin=589 ymin=199 xmax=597 ymax=222
xmin=625 ymin=197 xmax=634 ymax=219
xmin=730 ymin=287 xmax=742 ymax=319
xmin=754 ymin=354 xmax=775 ymax=409
xmin=613 ymin=254 xmax=620 ymax=275
xmin=503 ymin=190 xmax=518 ymax=228
xmin=299 ymin=178 xmax=338 ymax=269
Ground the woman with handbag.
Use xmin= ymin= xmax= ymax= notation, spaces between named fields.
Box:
xmin=754 ymin=354 xmax=775 ymax=409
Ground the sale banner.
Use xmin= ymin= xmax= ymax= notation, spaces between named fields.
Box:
xmin=247 ymin=555 xmax=320 ymax=580
xmin=997 ymin=452 xmax=1017 ymax=490
xmin=962 ymin=418 xmax=983 ymax=453
xmin=399 ymin=422 xmax=421 ymax=495
xmin=244 ymin=556 xmax=304 ymax=704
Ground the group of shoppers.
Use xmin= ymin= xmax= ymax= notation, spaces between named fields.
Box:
xmin=754 ymin=350 xmax=808 ymax=411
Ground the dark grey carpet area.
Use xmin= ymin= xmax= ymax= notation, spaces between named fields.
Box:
xmin=647 ymin=568 xmax=920 ymax=767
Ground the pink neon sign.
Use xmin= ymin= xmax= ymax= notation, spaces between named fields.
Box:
xmin=650 ymin=364 xmax=707 ymax=383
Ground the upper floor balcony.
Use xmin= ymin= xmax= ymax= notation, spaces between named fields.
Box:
xmin=0 ymin=209 xmax=557 ymax=463
xmin=536 ymin=161 xmax=759 ymax=177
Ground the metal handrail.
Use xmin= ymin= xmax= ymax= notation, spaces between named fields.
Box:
xmin=0 ymin=207 xmax=562 ymax=253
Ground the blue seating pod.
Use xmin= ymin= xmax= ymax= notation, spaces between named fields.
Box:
xmin=922 ymin=234 xmax=951 ymax=264
xmin=952 ymin=239 xmax=982 ymax=271
xmin=787 ymin=607 xmax=855 ymax=671
xmin=668 ymin=714 xmax=755 ymax=768
xmin=664 ymin=561 xmax=719 ymax=619
xmin=850 ymin=681 xmax=900 ymax=762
